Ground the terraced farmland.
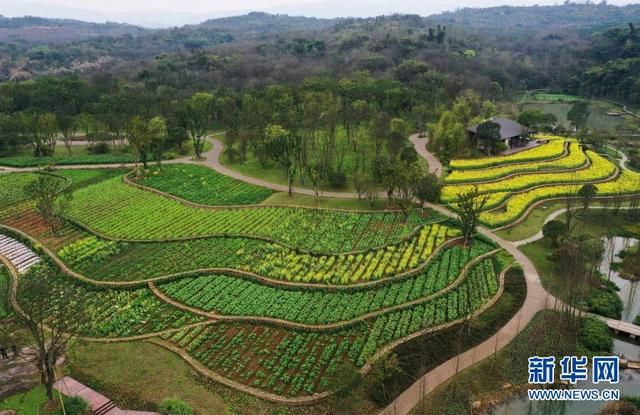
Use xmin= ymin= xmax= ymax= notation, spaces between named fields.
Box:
xmin=0 ymin=172 xmax=65 ymax=209
xmin=156 ymin=255 xmax=502 ymax=397
xmin=155 ymin=242 xmax=495 ymax=326
xmin=65 ymin=176 xmax=436 ymax=253
xmin=1 ymin=131 xmax=635 ymax=401
xmin=138 ymin=164 xmax=273 ymax=206
xmin=444 ymin=138 xmax=640 ymax=228
xmin=57 ymin=222 xmax=458 ymax=284
xmin=0 ymin=165 xmax=510 ymax=400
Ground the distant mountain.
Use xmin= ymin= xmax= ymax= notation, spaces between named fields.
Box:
xmin=0 ymin=14 xmax=144 ymax=44
xmin=427 ymin=2 xmax=640 ymax=33
xmin=0 ymin=1 xmax=237 ymax=28
xmin=2 ymin=0 xmax=638 ymax=28
xmin=194 ymin=12 xmax=335 ymax=34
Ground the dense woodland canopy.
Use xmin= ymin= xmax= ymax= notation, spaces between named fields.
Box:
xmin=1 ymin=2 xmax=640 ymax=183
xmin=0 ymin=3 xmax=638 ymax=99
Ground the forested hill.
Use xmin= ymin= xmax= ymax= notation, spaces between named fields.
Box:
xmin=193 ymin=12 xmax=336 ymax=35
xmin=1 ymin=3 xmax=639 ymax=104
xmin=429 ymin=3 xmax=640 ymax=34
xmin=0 ymin=15 xmax=144 ymax=44
xmin=577 ymin=22 xmax=640 ymax=104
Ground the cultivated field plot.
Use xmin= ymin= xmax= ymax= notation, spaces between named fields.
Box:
xmin=443 ymin=136 xmax=640 ymax=228
xmin=65 ymin=175 xmax=438 ymax=253
xmin=0 ymin=167 xmax=510 ymax=399
xmin=0 ymin=172 xmax=65 ymax=209
xmin=138 ymin=164 xmax=274 ymax=206
xmin=57 ymin=222 xmax=458 ymax=284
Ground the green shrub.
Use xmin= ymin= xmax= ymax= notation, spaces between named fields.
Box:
xmin=89 ymin=142 xmax=110 ymax=155
xmin=579 ymin=317 xmax=613 ymax=352
xmin=587 ymin=290 xmax=623 ymax=319
xmin=328 ymin=170 xmax=347 ymax=188
xmin=64 ymin=396 xmax=89 ymax=415
xmin=159 ymin=398 xmax=193 ymax=415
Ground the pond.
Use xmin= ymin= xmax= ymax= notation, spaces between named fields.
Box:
xmin=521 ymin=102 xmax=631 ymax=133
xmin=492 ymin=339 xmax=640 ymax=415
xmin=599 ymin=237 xmax=640 ymax=323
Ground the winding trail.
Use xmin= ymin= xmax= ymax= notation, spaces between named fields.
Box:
xmin=409 ymin=133 xmax=442 ymax=177
xmin=603 ymin=143 xmax=630 ymax=171
xmin=0 ymin=133 xmax=226 ymax=174
xmin=376 ymin=205 xmax=553 ymax=415
xmin=376 ymin=138 xmax=633 ymax=415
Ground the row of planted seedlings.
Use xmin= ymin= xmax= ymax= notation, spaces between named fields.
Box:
xmin=64 ymin=175 xmax=437 ymax=253
xmin=56 ymin=221 xmax=457 ymax=285
xmin=154 ymin=240 xmax=497 ymax=326
xmin=157 ymin=254 xmax=504 ymax=398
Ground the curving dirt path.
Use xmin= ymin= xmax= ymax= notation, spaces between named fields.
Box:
xmin=0 ymin=133 xmax=226 ymax=174
xmin=409 ymin=133 xmax=443 ymax=177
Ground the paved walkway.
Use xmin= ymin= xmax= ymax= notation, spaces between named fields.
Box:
xmin=408 ymin=134 xmax=442 ymax=177
xmin=0 ymin=133 xmax=226 ymax=174
xmin=603 ymin=143 xmax=630 ymax=170
xmin=377 ymin=210 xmax=553 ymax=415
xmin=54 ymin=376 xmax=158 ymax=415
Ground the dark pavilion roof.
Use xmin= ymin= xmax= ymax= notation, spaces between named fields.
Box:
xmin=466 ymin=117 xmax=525 ymax=140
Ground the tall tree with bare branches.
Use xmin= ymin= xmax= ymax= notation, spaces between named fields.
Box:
xmin=1 ymin=264 xmax=87 ymax=403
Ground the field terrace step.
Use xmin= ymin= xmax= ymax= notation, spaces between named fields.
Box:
xmin=0 ymin=234 xmax=39 ymax=274
xmin=95 ymin=401 xmax=117 ymax=415
xmin=54 ymin=377 xmax=160 ymax=415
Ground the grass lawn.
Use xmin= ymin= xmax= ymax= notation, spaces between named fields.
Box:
xmin=0 ymin=385 xmax=63 ymax=415
xmin=495 ymin=201 xmax=566 ymax=242
xmin=0 ymin=145 xmax=134 ymax=167
xmin=518 ymin=93 xmax=640 ymax=133
xmin=0 ymin=140 xmax=211 ymax=168
xmin=598 ymin=145 xmax=624 ymax=160
xmin=67 ymin=341 xmax=337 ymax=415
xmin=525 ymin=92 xmax=582 ymax=103
xmin=496 ymin=201 xmax=636 ymax=242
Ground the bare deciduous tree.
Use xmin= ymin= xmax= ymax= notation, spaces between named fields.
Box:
xmin=24 ymin=175 xmax=72 ymax=236
xmin=1 ymin=264 xmax=86 ymax=403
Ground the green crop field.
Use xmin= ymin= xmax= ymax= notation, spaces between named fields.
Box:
xmin=0 ymin=166 xmax=511 ymax=401
xmin=1 ymin=131 xmax=638 ymax=404
xmin=139 ymin=164 xmax=274 ymax=206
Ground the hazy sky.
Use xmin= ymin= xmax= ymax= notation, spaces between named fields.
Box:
xmin=1 ymin=0 xmax=638 ymax=27
xmin=14 ymin=0 xmax=639 ymax=14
